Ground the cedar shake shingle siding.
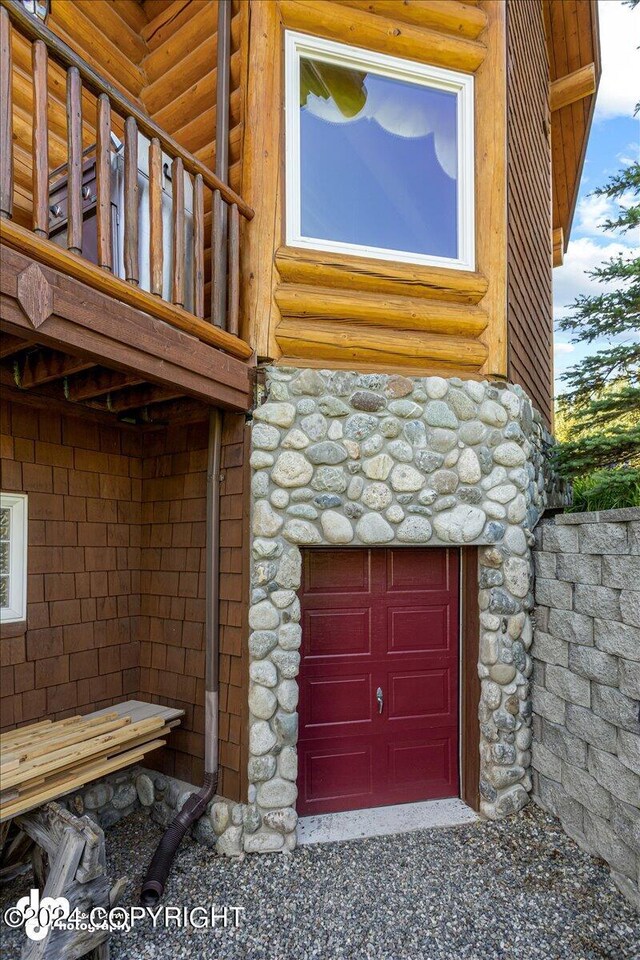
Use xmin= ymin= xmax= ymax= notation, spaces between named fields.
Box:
xmin=0 ymin=401 xmax=249 ymax=803
xmin=506 ymin=0 xmax=554 ymax=427
xmin=138 ymin=414 xmax=249 ymax=798
xmin=0 ymin=400 xmax=141 ymax=729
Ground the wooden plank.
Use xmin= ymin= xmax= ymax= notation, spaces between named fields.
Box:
xmin=553 ymin=226 xmax=564 ymax=267
xmin=91 ymin=700 xmax=184 ymax=722
xmin=211 ymin=188 xmax=225 ymax=327
xmin=1 ymin=719 xmax=130 ymax=767
xmin=0 ymin=220 xmax=254 ymax=359
xmin=193 ymin=173 xmax=205 ymax=319
xmin=0 ymin=742 xmax=164 ymax=821
xmin=475 ymin=0 xmax=507 ymax=377
xmin=0 ymin=6 xmax=12 ymax=219
xmin=96 ymin=94 xmax=112 ymax=271
xmin=0 ymin=306 xmax=248 ymax=414
xmin=275 ymin=248 xmax=488 ymax=305
xmin=337 ymin=0 xmax=488 ymax=39
xmin=0 ymin=332 xmax=28 ymax=357
xmin=239 ymin=0 xmax=307 ymax=355
xmin=2 ymin=315 xmax=250 ymax=425
xmin=65 ymin=367 xmax=144 ymax=401
xmin=18 ymin=350 xmax=94 ymax=388
xmin=228 ymin=203 xmax=240 ymax=336
xmin=149 ymin=137 xmax=163 ymax=297
xmin=275 ymin=284 xmax=489 ymax=337
xmin=275 ymin=317 xmax=488 ymax=368
xmin=124 ymin=115 xmax=139 ymax=286
xmin=101 ymin=383 xmax=183 ymax=413
xmin=550 ymin=62 xmax=596 ymax=112
xmin=1 ymin=712 xmax=119 ymax=746
xmin=4 ymin=719 xmax=165 ymax=791
xmin=171 ymin=156 xmax=185 ymax=307
xmin=278 ymin=0 xmax=487 ymax=72
xmin=31 ymin=39 xmax=48 ymax=237
xmin=66 ymin=65 xmax=83 ymax=255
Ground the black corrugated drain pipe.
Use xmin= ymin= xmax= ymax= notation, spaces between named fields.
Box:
xmin=140 ymin=408 xmax=222 ymax=907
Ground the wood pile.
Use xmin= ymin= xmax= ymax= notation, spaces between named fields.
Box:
xmin=0 ymin=700 xmax=183 ymax=822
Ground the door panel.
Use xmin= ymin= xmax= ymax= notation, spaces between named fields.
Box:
xmin=387 ymin=669 xmax=450 ymax=719
xmin=303 ymin=674 xmax=373 ymax=727
xmin=304 ymin=608 xmax=372 ymax=658
xmin=297 ymin=547 xmax=460 ymax=816
xmin=387 ymin=605 xmax=450 ymax=653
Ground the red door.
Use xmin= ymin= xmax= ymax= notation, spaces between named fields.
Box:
xmin=297 ymin=547 xmax=459 ymax=816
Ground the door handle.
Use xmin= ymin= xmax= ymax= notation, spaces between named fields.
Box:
xmin=376 ymin=687 xmax=384 ymax=715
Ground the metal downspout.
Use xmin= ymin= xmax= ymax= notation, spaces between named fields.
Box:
xmin=140 ymin=410 xmax=222 ymax=906
xmin=140 ymin=0 xmax=233 ymax=904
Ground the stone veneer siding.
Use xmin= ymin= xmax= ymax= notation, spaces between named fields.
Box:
xmin=239 ymin=367 xmax=556 ymax=854
xmin=531 ymin=508 xmax=640 ymax=909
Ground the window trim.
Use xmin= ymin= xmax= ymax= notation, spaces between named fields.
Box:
xmin=1 ymin=493 xmax=28 ymax=624
xmin=284 ymin=30 xmax=475 ymax=272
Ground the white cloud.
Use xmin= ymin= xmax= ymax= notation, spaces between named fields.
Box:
xmin=553 ymin=235 xmax=630 ymax=319
xmin=575 ymin=191 xmax=614 ymax=234
xmin=617 ymin=141 xmax=640 ymax=165
xmin=594 ymin=0 xmax=640 ymax=121
xmin=554 ymin=342 xmax=575 ymax=353
xmin=574 ymin=187 xmax=638 ymax=238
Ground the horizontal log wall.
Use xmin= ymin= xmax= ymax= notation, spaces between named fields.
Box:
xmin=142 ymin=0 xmax=248 ymax=323
xmin=241 ymin=0 xmax=510 ymax=378
xmin=9 ymin=0 xmax=145 ymax=227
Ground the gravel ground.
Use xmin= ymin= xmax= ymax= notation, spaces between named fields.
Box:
xmin=1 ymin=804 xmax=638 ymax=960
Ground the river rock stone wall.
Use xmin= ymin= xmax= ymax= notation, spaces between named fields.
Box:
xmin=57 ymin=766 xmax=248 ymax=857
xmin=243 ymin=367 xmax=555 ymax=853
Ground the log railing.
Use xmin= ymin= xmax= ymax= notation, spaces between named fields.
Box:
xmin=0 ymin=0 xmax=252 ymax=359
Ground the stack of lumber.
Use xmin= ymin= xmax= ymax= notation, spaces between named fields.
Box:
xmin=0 ymin=700 xmax=183 ymax=822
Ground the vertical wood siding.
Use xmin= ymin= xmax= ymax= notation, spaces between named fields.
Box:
xmin=506 ymin=0 xmax=554 ymax=428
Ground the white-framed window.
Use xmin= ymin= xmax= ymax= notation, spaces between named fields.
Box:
xmin=284 ymin=31 xmax=475 ymax=271
xmin=0 ymin=493 xmax=28 ymax=624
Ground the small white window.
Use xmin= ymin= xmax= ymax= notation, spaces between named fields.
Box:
xmin=0 ymin=493 xmax=28 ymax=623
xmin=285 ymin=32 xmax=475 ymax=271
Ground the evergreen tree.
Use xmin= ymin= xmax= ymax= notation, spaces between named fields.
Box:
xmin=555 ymin=155 xmax=640 ymax=480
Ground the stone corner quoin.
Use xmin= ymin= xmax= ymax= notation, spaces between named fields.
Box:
xmin=241 ymin=367 xmax=559 ymax=854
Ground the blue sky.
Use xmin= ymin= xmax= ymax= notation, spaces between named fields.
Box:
xmin=552 ymin=0 xmax=640 ymax=395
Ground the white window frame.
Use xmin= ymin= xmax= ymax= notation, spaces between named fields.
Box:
xmin=284 ymin=31 xmax=475 ymax=272
xmin=0 ymin=493 xmax=28 ymax=624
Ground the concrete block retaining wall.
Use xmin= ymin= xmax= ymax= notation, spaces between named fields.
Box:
xmin=531 ymin=508 xmax=640 ymax=909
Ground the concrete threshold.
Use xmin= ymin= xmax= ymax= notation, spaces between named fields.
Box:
xmin=297 ymin=797 xmax=478 ymax=846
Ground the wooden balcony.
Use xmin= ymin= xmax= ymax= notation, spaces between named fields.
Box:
xmin=0 ymin=0 xmax=254 ymax=421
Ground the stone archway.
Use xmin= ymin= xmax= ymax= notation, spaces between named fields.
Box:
xmin=242 ymin=367 xmax=548 ymax=853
